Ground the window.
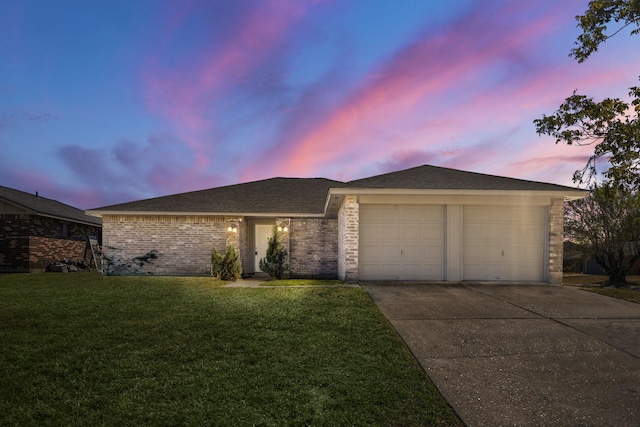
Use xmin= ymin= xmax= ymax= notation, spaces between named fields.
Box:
xmin=59 ymin=223 xmax=69 ymax=238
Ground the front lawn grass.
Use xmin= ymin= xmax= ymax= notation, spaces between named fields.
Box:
xmin=0 ymin=273 xmax=461 ymax=426
xmin=563 ymin=274 xmax=640 ymax=286
xmin=582 ymin=287 xmax=640 ymax=304
xmin=563 ymin=274 xmax=640 ymax=304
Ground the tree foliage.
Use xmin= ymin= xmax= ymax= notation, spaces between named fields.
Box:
xmin=565 ymin=184 xmax=640 ymax=286
xmin=535 ymin=0 xmax=640 ymax=188
xmin=259 ymin=227 xmax=288 ymax=279
xmin=534 ymin=86 xmax=640 ymax=187
xmin=538 ymin=2 xmax=640 ymax=287
xmin=571 ymin=0 xmax=640 ymax=63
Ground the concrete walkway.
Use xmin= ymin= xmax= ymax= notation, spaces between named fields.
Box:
xmin=222 ymin=278 xmax=265 ymax=288
xmin=221 ymin=279 xmax=360 ymax=288
xmin=363 ymin=282 xmax=640 ymax=427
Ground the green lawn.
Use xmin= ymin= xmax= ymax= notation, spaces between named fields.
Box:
xmin=582 ymin=287 xmax=640 ymax=304
xmin=563 ymin=274 xmax=640 ymax=304
xmin=0 ymin=273 xmax=461 ymax=426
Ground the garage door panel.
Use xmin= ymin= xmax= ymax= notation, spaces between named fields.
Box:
xmin=465 ymin=206 xmax=544 ymax=223
xmin=360 ymin=225 xmax=383 ymax=243
xmin=359 ymin=205 xmax=445 ymax=281
xmin=401 ymin=207 xmax=424 ymax=221
xmin=400 ymin=245 xmax=422 ymax=260
xmin=424 ymin=245 xmax=445 ymax=261
xmin=464 ymin=244 xmax=544 ymax=262
xmin=402 ymin=225 xmax=426 ymax=241
xmin=360 ymin=208 xmax=382 ymax=222
xmin=424 ymin=226 xmax=445 ymax=241
xmin=382 ymin=245 xmax=403 ymax=259
xmin=463 ymin=206 xmax=545 ymax=282
xmin=465 ymin=264 xmax=543 ymax=281
xmin=381 ymin=208 xmax=403 ymax=221
xmin=360 ymin=263 xmax=404 ymax=280
xmin=359 ymin=245 xmax=383 ymax=260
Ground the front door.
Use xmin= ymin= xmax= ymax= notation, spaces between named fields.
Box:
xmin=254 ymin=224 xmax=273 ymax=272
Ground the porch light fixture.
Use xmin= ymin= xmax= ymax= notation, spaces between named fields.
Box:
xmin=277 ymin=219 xmax=291 ymax=233
xmin=227 ymin=226 xmax=237 ymax=233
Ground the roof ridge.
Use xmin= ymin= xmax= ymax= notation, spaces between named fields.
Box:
xmin=94 ymin=177 xmax=346 ymax=210
xmin=346 ymin=164 xmax=581 ymax=190
xmin=0 ymin=185 xmax=101 ymax=225
xmin=0 ymin=184 xmax=54 ymax=201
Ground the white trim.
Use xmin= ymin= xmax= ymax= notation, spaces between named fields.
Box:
xmin=86 ymin=210 xmax=325 ymax=218
xmin=328 ymin=187 xmax=587 ymax=201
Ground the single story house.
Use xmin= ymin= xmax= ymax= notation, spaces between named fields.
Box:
xmin=0 ymin=186 xmax=103 ymax=273
xmin=86 ymin=165 xmax=586 ymax=283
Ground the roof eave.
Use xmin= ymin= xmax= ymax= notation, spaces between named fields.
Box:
xmin=36 ymin=212 xmax=102 ymax=227
xmin=328 ymin=187 xmax=588 ymax=201
xmin=85 ymin=210 xmax=326 ymax=218
xmin=1 ymin=196 xmax=101 ymax=226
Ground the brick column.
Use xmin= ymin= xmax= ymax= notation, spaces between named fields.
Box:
xmin=225 ymin=221 xmax=240 ymax=249
xmin=276 ymin=218 xmax=291 ymax=278
xmin=338 ymin=196 xmax=359 ymax=281
xmin=548 ymin=198 xmax=564 ymax=284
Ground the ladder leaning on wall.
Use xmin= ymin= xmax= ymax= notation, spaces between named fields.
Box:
xmin=85 ymin=235 xmax=102 ymax=272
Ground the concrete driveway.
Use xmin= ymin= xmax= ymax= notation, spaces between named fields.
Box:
xmin=363 ymin=283 xmax=640 ymax=427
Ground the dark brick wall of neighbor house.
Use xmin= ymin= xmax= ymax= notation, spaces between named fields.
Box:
xmin=289 ymin=218 xmax=338 ymax=279
xmin=0 ymin=216 xmax=30 ymax=272
xmin=29 ymin=217 xmax=102 ymax=272
xmin=0 ymin=215 xmax=102 ymax=273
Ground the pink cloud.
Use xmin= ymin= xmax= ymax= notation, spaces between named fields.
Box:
xmin=142 ymin=0 xmax=314 ymax=172
xmin=239 ymin=1 xmax=582 ymax=181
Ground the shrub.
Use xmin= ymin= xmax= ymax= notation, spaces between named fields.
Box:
xmin=211 ymin=245 xmax=242 ymax=281
xmin=259 ymin=227 xmax=288 ymax=279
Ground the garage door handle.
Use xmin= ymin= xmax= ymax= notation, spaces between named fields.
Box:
xmin=502 ymin=250 xmax=504 ymax=256
xmin=401 ymin=249 xmax=404 ymax=256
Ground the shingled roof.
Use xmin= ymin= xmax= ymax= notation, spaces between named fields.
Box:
xmin=88 ymin=165 xmax=586 ymax=217
xmin=0 ymin=186 xmax=102 ymax=226
xmin=345 ymin=164 xmax=583 ymax=192
xmin=90 ymin=178 xmax=345 ymax=216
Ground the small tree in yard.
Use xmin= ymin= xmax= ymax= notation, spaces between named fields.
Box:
xmin=211 ymin=245 xmax=242 ymax=281
xmin=259 ymin=227 xmax=288 ymax=279
xmin=566 ymin=184 xmax=640 ymax=287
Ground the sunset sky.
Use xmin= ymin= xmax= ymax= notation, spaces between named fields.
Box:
xmin=1 ymin=0 xmax=638 ymax=209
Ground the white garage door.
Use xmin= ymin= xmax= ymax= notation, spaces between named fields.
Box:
xmin=463 ymin=206 xmax=545 ymax=281
xmin=359 ymin=205 xmax=445 ymax=280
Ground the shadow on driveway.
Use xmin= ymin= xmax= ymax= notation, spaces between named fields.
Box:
xmin=363 ymin=282 xmax=640 ymax=427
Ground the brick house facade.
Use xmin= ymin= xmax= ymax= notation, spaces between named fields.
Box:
xmin=0 ymin=187 xmax=102 ymax=273
xmin=88 ymin=165 xmax=585 ymax=282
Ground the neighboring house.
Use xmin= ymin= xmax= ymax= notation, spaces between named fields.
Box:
xmin=86 ymin=165 xmax=586 ymax=283
xmin=564 ymin=241 xmax=640 ymax=275
xmin=0 ymin=186 xmax=103 ymax=273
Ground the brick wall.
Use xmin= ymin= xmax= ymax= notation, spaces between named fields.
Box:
xmin=28 ymin=217 xmax=102 ymax=271
xmin=102 ymin=215 xmax=234 ymax=275
xmin=0 ymin=216 xmax=29 ymax=272
xmin=0 ymin=215 xmax=101 ymax=272
xmin=548 ymin=198 xmax=564 ymax=284
xmin=29 ymin=237 xmax=87 ymax=270
xmin=338 ymin=196 xmax=359 ymax=281
xmin=237 ymin=220 xmax=249 ymax=275
xmin=288 ymin=218 xmax=338 ymax=279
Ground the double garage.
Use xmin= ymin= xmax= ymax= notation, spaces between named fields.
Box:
xmin=358 ymin=203 xmax=547 ymax=282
